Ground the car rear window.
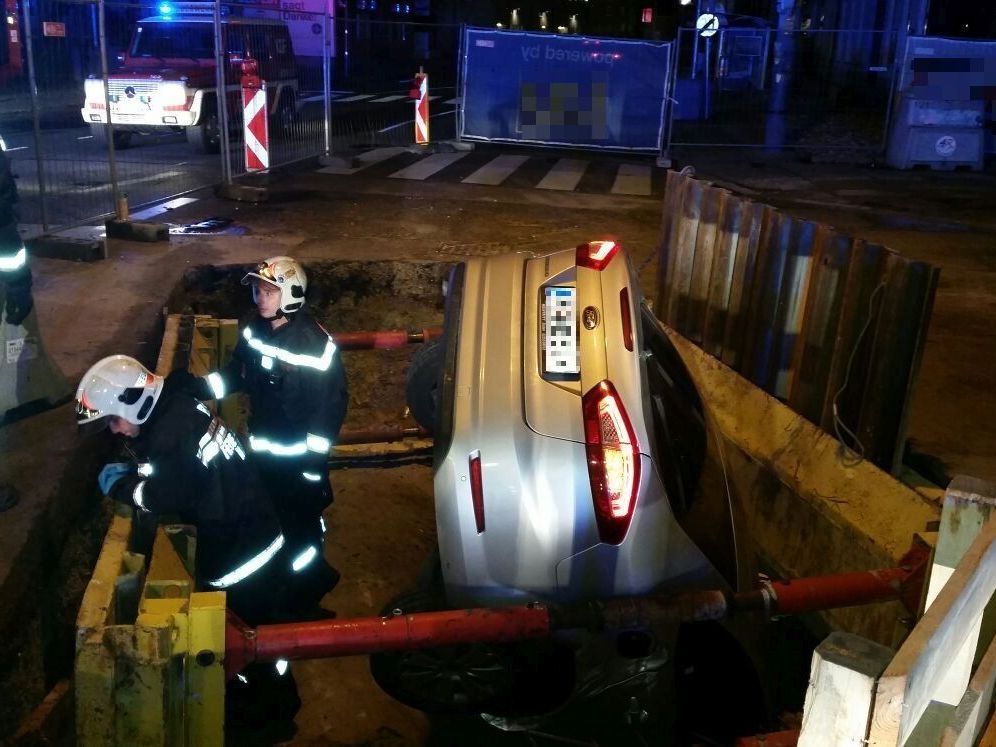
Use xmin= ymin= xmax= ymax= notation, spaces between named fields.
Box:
xmin=640 ymin=303 xmax=706 ymax=517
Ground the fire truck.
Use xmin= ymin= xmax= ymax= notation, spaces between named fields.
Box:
xmin=80 ymin=2 xmax=300 ymax=153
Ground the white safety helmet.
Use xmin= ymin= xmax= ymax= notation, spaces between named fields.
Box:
xmin=75 ymin=355 xmax=163 ymax=434
xmin=241 ymin=255 xmax=308 ymax=314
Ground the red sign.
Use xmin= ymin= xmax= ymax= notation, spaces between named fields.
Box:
xmin=42 ymin=22 xmax=66 ymax=37
xmin=243 ymin=84 xmax=270 ymax=171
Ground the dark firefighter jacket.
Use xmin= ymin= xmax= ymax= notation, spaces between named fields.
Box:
xmin=108 ymin=391 xmax=284 ymax=589
xmin=1 ymin=148 xmax=32 ymax=323
xmin=197 ymin=309 xmax=348 ymax=468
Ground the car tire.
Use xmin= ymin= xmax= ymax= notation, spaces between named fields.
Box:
xmin=370 ymin=589 xmax=517 ymax=715
xmin=406 ymin=337 xmax=444 ymax=434
xmin=90 ymin=124 xmax=132 ymax=150
xmin=186 ymin=105 xmax=220 ymax=154
xmin=370 ymin=587 xmax=576 ymax=717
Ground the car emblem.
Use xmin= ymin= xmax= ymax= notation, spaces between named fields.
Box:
xmin=582 ymin=306 xmax=600 ymax=330
xmin=124 ymin=86 xmax=136 ymax=98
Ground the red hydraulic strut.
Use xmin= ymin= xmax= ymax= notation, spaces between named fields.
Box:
xmin=336 ymin=424 xmax=431 ymax=445
xmin=224 ymin=541 xmax=930 ymax=680
xmin=332 ymin=327 xmax=443 ymax=351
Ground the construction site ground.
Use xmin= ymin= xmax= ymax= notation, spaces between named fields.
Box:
xmin=1 ymin=144 xmax=995 ymax=744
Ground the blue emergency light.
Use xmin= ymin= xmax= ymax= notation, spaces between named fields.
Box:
xmin=158 ymin=2 xmax=173 ymax=15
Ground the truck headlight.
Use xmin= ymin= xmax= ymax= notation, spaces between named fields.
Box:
xmin=158 ymin=82 xmax=187 ymax=107
xmin=84 ymin=78 xmax=105 ymax=100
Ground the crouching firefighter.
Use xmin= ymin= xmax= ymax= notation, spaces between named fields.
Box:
xmin=75 ymin=355 xmax=302 ymax=733
xmin=168 ymin=256 xmax=348 ymax=618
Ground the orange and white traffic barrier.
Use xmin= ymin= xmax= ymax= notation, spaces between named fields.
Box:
xmin=413 ymin=70 xmax=429 ymax=145
xmin=241 ymin=59 xmax=270 ymax=171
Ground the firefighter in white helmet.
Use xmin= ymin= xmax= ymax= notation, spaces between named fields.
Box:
xmin=168 ymin=256 xmax=347 ymax=618
xmin=76 ymin=354 xmax=302 ymax=733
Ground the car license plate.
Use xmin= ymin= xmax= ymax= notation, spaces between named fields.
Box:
xmin=543 ymin=286 xmax=579 ymax=375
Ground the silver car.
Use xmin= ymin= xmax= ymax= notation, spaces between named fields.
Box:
xmin=374 ymin=242 xmax=756 ymax=737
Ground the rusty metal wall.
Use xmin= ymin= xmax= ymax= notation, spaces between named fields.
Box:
xmin=654 ymin=170 xmax=939 ymax=474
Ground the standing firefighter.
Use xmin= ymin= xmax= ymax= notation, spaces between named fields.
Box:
xmin=171 ymin=256 xmax=347 ymax=616
xmin=76 ymin=354 xmax=301 ymax=734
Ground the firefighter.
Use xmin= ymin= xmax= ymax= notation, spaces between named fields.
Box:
xmin=76 ymin=354 xmax=301 ymax=733
xmin=168 ymin=256 xmax=347 ymax=617
xmin=0 ymin=147 xmax=31 ymax=327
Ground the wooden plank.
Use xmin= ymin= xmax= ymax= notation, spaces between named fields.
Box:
xmin=664 ymin=177 xmax=705 ymax=330
xmin=798 ymin=631 xmax=894 ymax=746
xmin=788 ymin=229 xmax=851 ymax=423
xmin=685 ymin=186 xmax=728 ymax=343
xmin=817 ymin=242 xmax=887 ymax=439
xmin=720 ymin=200 xmax=767 ymax=369
xmin=701 ymin=197 xmax=743 ymax=358
xmin=868 ymin=517 xmax=996 ymax=745
xmin=941 ymin=622 xmax=996 ymax=747
xmin=654 ymin=168 xmax=685 ymax=316
xmin=741 ymin=211 xmax=794 ymax=393
xmin=155 ymin=314 xmax=181 ymax=378
xmin=855 ymin=255 xmax=931 ymax=471
xmin=770 ymin=220 xmax=817 ymax=399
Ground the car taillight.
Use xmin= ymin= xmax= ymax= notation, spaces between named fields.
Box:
xmin=469 ymin=450 xmax=485 ymax=534
xmin=582 ymin=380 xmax=640 ymax=545
xmin=620 ymin=287 xmax=633 ymax=351
xmin=575 ymin=240 xmax=620 ymax=271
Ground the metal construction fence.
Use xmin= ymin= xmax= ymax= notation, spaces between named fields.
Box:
xmin=6 ymin=9 xmax=993 ymax=235
xmin=4 ymin=0 xmax=461 ymax=235
xmin=666 ymin=26 xmax=899 ymax=153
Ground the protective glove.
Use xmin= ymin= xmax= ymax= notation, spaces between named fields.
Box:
xmin=3 ymin=276 xmax=33 ymax=327
xmin=98 ymin=462 xmax=133 ymax=496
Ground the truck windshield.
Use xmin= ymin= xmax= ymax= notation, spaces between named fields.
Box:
xmin=131 ymin=23 xmax=214 ymax=59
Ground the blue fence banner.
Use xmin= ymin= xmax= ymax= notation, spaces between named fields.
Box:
xmin=459 ymin=28 xmax=672 ymax=151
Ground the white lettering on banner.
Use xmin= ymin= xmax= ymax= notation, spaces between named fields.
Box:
xmin=6 ymin=337 xmax=37 ymax=363
xmin=520 ymin=44 xmax=619 ymax=65
xmin=475 ymin=39 xmax=494 ymax=48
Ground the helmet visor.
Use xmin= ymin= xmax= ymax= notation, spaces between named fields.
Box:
xmin=76 ymin=396 xmax=110 ymax=435
xmin=241 ymin=261 xmax=280 ymax=288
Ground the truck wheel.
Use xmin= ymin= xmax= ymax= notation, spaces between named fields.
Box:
xmin=89 ymin=124 xmax=132 ymax=150
xmin=405 ymin=337 xmax=444 ymax=434
xmin=272 ymin=91 xmax=296 ymax=134
xmin=186 ymin=105 xmax=220 ymax=154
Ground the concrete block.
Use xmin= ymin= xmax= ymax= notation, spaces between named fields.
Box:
xmin=215 ymin=183 xmax=268 ymax=203
xmin=26 ymin=234 xmax=106 ymax=262
xmin=104 ymin=219 xmax=169 ymax=243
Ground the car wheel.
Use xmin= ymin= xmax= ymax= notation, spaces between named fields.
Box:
xmin=186 ymin=105 xmax=220 ymax=154
xmin=90 ymin=124 xmax=132 ymax=150
xmin=370 ymin=589 xmax=517 ymax=714
xmin=406 ymin=338 xmax=444 ymax=433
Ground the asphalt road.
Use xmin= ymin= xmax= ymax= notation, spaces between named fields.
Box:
xmin=4 ymin=88 xmax=458 ymax=233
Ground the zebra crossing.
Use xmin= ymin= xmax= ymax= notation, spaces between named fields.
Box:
xmin=316 ymin=147 xmax=663 ymax=196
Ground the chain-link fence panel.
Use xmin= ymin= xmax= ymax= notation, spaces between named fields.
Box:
xmin=667 ymin=27 xmax=897 ymax=154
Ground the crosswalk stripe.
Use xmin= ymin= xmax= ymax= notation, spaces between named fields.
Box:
xmin=316 ymin=146 xmax=408 ymax=175
xmin=536 ymin=158 xmax=589 ymax=191
xmin=388 ymin=151 xmax=470 ymax=180
xmin=370 ymin=94 xmax=408 ymax=103
xmin=611 ymin=164 xmax=652 ymax=196
xmin=462 ymin=154 xmax=529 ymax=186
xmin=335 ymin=94 xmax=375 ymax=103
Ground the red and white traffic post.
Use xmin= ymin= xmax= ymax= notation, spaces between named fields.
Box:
xmin=410 ymin=67 xmax=429 ymax=146
xmin=241 ymin=58 xmax=270 ymax=171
